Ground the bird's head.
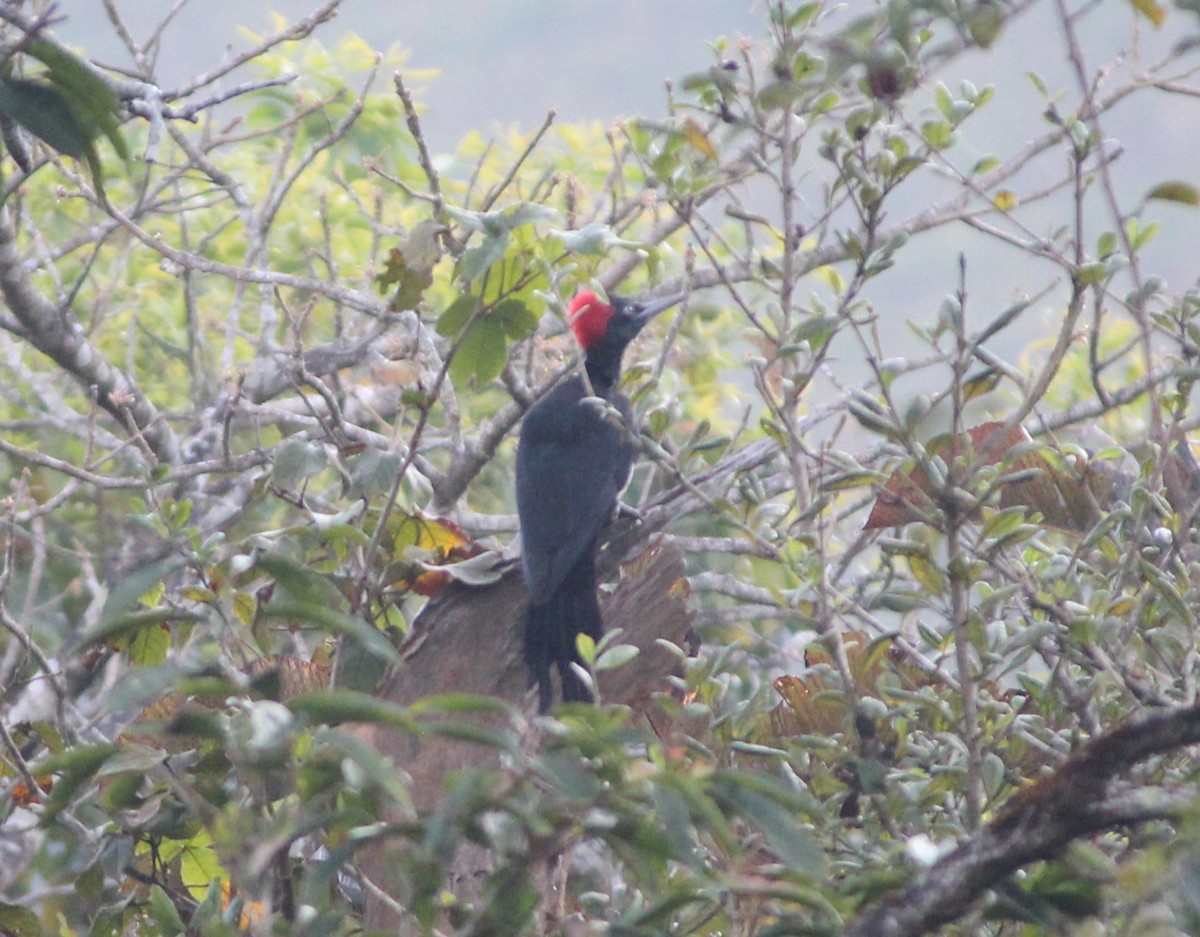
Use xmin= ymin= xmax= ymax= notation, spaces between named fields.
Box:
xmin=568 ymin=290 xmax=685 ymax=353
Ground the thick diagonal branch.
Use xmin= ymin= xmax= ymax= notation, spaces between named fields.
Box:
xmin=0 ymin=205 xmax=179 ymax=465
xmin=843 ymin=704 xmax=1200 ymax=937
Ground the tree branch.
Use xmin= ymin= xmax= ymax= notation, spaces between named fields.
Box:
xmin=0 ymin=205 xmax=180 ymax=465
xmin=843 ymin=704 xmax=1200 ymax=937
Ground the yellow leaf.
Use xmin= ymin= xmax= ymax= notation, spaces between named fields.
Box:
xmin=907 ymin=553 xmax=947 ymax=597
xmin=233 ymin=591 xmax=255 ymax=626
xmin=1107 ymin=595 xmax=1137 ymax=616
xmin=220 ymin=880 xmax=270 ymax=929
xmin=338 ymin=32 xmax=379 ymax=70
xmin=178 ymin=828 xmax=228 ymax=902
xmin=1129 ymin=0 xmax=1166 ymax=26
xmin=813 ymin=265 xmax=845 ymax=294
xmin=682 ymin=118 xmax=718 ymax=160
xmin=392 ymin=511 xmax=468 ymax=560
xmin=992 ymin=189 xmax=1018 ymax=211
xmin=962 ymin=366 xmax=1001 ymax=402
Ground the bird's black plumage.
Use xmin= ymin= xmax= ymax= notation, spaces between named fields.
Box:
xmin=516 ymin=291 xmax=683 ymax=711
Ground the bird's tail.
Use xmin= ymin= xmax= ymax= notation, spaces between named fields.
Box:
xmin=524 ymin=549 xmax=603 ymax=712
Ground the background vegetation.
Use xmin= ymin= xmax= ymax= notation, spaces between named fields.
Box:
xmin=3 ymin=1 xmax=1200 ymax=935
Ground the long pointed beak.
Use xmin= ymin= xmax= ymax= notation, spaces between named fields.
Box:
xmin=634 ymin=292 xmax=686 ymax=324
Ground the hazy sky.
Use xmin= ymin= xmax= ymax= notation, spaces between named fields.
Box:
xmin=59 ymin=1 xmax=765 ymax=149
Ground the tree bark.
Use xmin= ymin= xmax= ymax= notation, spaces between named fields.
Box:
xmin=358 ymin=538 xmax=693 ymax=932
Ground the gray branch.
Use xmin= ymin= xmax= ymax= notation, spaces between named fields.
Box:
xmin=0 ymin=205 xmax=179 ymax=465
xmin=843 ymin=704 xmax=1200 ymax=937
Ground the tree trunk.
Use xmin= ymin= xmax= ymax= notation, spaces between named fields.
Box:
xmin=358 ymin=538 xmax=694 ymax=932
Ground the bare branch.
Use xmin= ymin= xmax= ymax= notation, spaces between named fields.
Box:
xmin=843 ymin=705 xmax=1200 ymax=937
xmin=0 ymin=206 xmax=179 ymax=465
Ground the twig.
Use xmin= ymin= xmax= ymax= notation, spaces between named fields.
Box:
xmin=478 ymin=109 xmax=558 ymax=213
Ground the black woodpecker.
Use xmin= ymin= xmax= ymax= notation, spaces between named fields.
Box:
xmin=516 ymin=289 xmax=684 ymax=711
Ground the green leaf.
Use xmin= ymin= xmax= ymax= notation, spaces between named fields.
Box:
xmin=1125 ymin=218 xmax=1160 ymax=251
xmin=95 ymin=743 xmax=170 ymax=778
xmin=271 ymin=437 xmax=328 ymax=489
xmin=408 ymin=693 xmax=515 ymax=717
xmin=934 ymin=83 xmax=954 ymax=120
xmin=497 ymin=202 xmax=556 ymax=230
xmin=920 ymin=119 xmax=954 ymax=150
xmin=538 ymin=749 xmax=604 ymax=800
xmin=347 ymin=448 xmax=405 ymax=499
xmin=1146 ymin=180 xmax=1199 ymax=206
xmin=25 ymin=39 xmax=127 ymax=160
xmin=1139 ymin=560 xmax=1190 ymax=623
xmin=95 ymin=556 xmax=184 ymax=635
xmin=848 ymin=394 xmax=899 ymax=436
xmin=651 ymin=783 xmax=701 ymax=866
xmin=375 ymin=249 xmax=434 ymax=310
xmin=492 ymin=298 xmax=538 ymax=339
xmin=0 ymin=902 xmax=41 ymax=937
xmin=176 ymin=828 xmax=227 ymax=902
xmin=255 ymin=553 xmax=343 ymax=607
xmin=967 ymin=2 xmax=1005 ymax=47
xmin=288 ymin=688 xmax=416 ymax=730
xmin=260 ymin=600 xmax=401 ymax=665
xmin=127 ymin=617 xmax=171 ymax=666
xmin=872 ymin=588 xmax=927 ymax=613
xmin=594 ymin=643 xmax=639 ymax=671
xmin=147 ymin=884 xmax=186 ymax=936
xmin=789 ymin=2 xmax=821 ymax=27
xmin=575 ymin=632 xmax=597 ymax=664
xmin=821 ymin=468 xmax=880 ymax=491
xmin=720 ymin=783 xmax=825 ymax=876
xmin=436 ymin=294 xmax=480 ymax=337
xmin=0 ymin=78 xmax=90 ymax=159
xmin=458 ymin=231 xmax=509 ymax=282
xmin=35 ymin=743 xmax=120 ymax=819
xmin=980 ymin=506 xmax=1029 ymax=542
xmin=87 ymin=904 xmax=130 ymax=937
xmin=0 ymin=42 xmax=127 ymax=199
xmin=81 ymin=606 xmax=200 ymax=651
xmin=553 ymin=222 xmax=642 ymax=254
xmin=425 ymin=720 xmax=521 ymax=751
xmin=811 ymin=89 xmax=840 ymax=115
xmin=792 ymin=314 xmax=841 ymax=346
xmin=449 ymin=316 xmax=508 ymax=388
xmin=310 ymin=726 xmax=414 ymax=806
xmin=757 ymin=80 xmax=801 ymax=112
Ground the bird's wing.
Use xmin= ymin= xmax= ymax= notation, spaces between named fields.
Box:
xmin=517 ymin=383 xmax=636 ymax=601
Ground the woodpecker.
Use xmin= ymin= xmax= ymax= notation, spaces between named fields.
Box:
xmin=517 ymin=289 xmax=685 ymax=711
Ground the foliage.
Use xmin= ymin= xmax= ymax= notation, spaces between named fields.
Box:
xmin=2 ymin=1 xmax=1200 ymax=935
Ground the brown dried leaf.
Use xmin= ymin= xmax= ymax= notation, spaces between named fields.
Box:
xmin=865 ymin=422 xmax=1030 ymax=529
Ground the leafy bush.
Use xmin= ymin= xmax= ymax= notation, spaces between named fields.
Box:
xmin=3 ymin=2 xmax=1200 ymax=935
